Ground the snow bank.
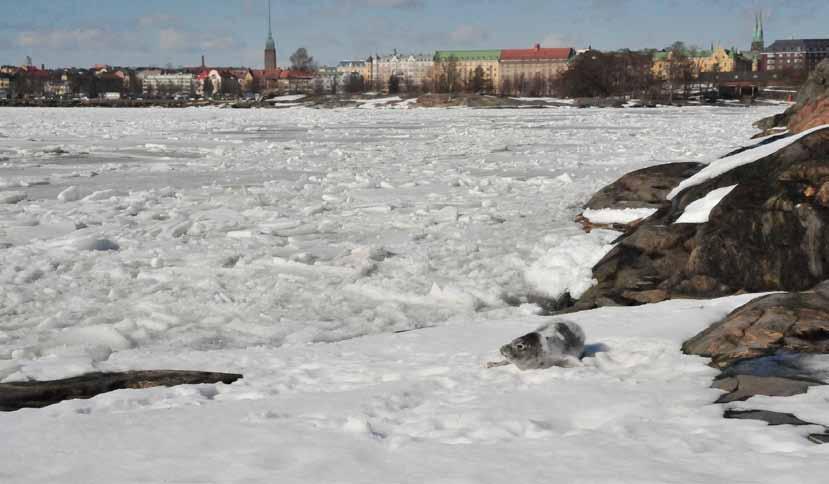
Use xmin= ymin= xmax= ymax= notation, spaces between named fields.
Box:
xmin=582 ymin=207 xmax=658 ymax=225
xmin=5 ymin=294 xmax=827 ymax=484
xmin=525 ymin=230 xmax=618 ymax=300
xmin=675 ymin=185 xmax=738 ymax=224
xmin=668 ymin=124 xmax=829 ymax=200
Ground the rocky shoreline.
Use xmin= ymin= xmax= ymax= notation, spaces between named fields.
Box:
xmin=567 ymin=59 xmax=829 ymax=441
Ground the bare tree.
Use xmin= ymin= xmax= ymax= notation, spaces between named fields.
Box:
xmin=436 ymin=56 xmax=461 ymax=94
xmin=665 ymin=48 xmax=693 ymax=103
xmin=557 ymin=50 xmax=656 ymax=100
xmin=469 ymin=65 xmax=485 ymax=93
xmin=290 ymin=48 xmax=317 ymax=73
xmin=388 ymin=74 xmax=401 ymax=94
xmin=203 ymin=77 xmax=214 ymax=98
xmin=344 ymin=73 xmax=365 ymax=94
xmin=500 ymin=76 xmax=513 ymax=97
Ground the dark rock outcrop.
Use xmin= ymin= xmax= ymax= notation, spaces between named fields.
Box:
xmin=810 ymin=433 xmax=829 ymax=444
xmin=0 ymin=370 xmax=243 ymax=411
xmin=584 ymin=162 xmax=705 ymax=211
xmin=756 ymin=59 xmax=829 ymax=135
xmin=723 ymin=409 xmax=817 ymax=426
xmin=724 ymin=410 xmax=829 ymax=445
xmin=712 ymin=374 xmax=824 ymax=403
xmin=571 ymin=126 xmax=829 ymax=310
xmin=577 ymin=162 xmax=704 ymax=233
xmin=682 ymin=282 xmax=829 ymax=368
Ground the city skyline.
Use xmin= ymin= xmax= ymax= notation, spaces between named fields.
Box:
xmin=2 ymin=0 xmax=828 ymax=69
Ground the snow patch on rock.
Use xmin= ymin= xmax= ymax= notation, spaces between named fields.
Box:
xmin=675 ymin=185 xmax=738 ymax=224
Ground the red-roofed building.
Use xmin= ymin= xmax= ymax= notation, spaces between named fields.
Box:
xmin=244 ymin=69 xmax=283 ymax=93
xmin=500 ymin=44 xmax=575 ymax=89
xmin=277 ymin=70 xmax=315 ymax=93
xmin=14 ymin=65 xmax=50 ymax=97
xmin=192 ymin=69 xmax=242 ymax=98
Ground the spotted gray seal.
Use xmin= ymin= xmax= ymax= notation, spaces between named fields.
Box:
xmin=496 ymin=321 xmax=586 ymax=370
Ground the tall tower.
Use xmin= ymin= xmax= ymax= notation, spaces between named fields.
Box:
xmin=751 ymin=13 xmax=765 ymax=52
xmin=264 ymin=0 xmax=277 ymax=70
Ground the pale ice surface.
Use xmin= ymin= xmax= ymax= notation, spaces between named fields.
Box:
xmin=582 ymin=207 xmax=659 ymax=224
xmin=268 ymin=94 xmax=307 ymax=103
xmin=510 ymin=97 xmax=577 ymax=105
xmin=675 ymin=184 xmax=738 ymax=224
xmin=357 ymin=96 xmax=404 ymax=109
xmin=3 ymin=105 xmax=827 ymax=483
xmin=668 ymin=124 xmax=829 ymax=200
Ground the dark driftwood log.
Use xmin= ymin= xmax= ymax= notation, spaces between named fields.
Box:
xmin=0 ymin=370 xmax=243 ymax=412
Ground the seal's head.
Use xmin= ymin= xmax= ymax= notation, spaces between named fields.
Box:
xmin=500 ymin=332 xmax=544 ymax=370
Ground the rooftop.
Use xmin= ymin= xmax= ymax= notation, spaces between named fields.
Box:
xmin=765 ymin=39 xmax=829 ymax=52
xmin=434 ymin=50 xmax=501 ymax=61
xmin=501 ymin=45 xmax=574 ymax=61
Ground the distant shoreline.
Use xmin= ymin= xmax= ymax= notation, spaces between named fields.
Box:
xmin=0 ymin=93 xmax=793 ymax=110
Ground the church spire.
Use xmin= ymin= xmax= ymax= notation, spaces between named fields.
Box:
xmin=751 ymin=12 xmax=765 ymax=52
xmin=264 ymin=0 xmax=277 ymax=69
xmin=759 ymin=13 xmax=764 ymax=42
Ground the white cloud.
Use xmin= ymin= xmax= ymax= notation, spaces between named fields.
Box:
xmin=355 ymin=0 xmax=424 ymax=7
xmin=541 ymin=33 xmax=577 ymax=48
xmin=201 ymin=36 xmax=242 ymax=51
xmin=16 ymin=28 xmax=117 ymax=50
xmin=159 ymin=29 xmax=188 ymax=50
xmin=448 ymin=24 xmax=489 ymax=44
xmin=158 ymin=28 xmax=244 ymax=52
xmin=137 ymin=14 xmax=178 ymax=29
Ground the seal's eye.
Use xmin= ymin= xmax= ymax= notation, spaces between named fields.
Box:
xmin=515 ymin=343 xmax=525 ymax=351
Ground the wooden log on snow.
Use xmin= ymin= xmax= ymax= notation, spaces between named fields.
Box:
xmin=0 ymin=370 xmax=243 ymax=412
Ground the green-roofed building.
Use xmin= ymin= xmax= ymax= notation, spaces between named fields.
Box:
xmin=434 ymin=50 xmax=502 ymax=62
xmin=433 ymin=49 xmax=502 ymax=94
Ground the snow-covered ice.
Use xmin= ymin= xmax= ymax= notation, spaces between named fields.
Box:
xmin=3 ymin=104 xmax=827 ymax=483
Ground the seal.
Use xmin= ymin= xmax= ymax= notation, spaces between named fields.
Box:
xmin=498 ymin=321 xmax=585 ymax=370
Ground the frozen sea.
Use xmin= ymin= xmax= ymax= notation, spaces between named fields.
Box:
xmin=2 ymin=104 xmax=829 ymax=483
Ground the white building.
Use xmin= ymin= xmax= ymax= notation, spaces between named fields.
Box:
xmin=314 ymin=67 xmax=338 ymax=93
xmin=142 ymin=73 xmax=195 ymax=97
xmin=370 ymin=52 xmax=434 ymax=92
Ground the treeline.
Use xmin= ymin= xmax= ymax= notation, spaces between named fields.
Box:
xmin=558 ymin=50 xmax=659 ymax=100
xmin=7 ymin=70 xmax=139 ymax=99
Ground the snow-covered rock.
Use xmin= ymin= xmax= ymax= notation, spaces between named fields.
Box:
xmin=57 ymin=186 xmax=84 ymax=202
xmin=0 ymin=191 xmax=26 ymax=204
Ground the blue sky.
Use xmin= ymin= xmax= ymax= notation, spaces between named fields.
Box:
xmin=1 ymin=0 xmax=827 ymax=68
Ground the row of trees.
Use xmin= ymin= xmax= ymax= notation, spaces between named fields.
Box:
xmin=6 ymin=70 xmax=130 ymax=99
xmin=557 ymin=50 xmax=659 ymax=100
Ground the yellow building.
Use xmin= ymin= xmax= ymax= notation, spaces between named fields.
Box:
xmin=652 ymin=46 xmax=750 ymax=80
xmin=337 ymin=60 xmax=371 ymax=84
xmin=433 ymin=50 xmax=501 ymax=93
